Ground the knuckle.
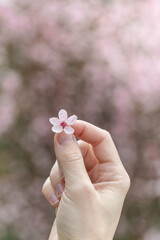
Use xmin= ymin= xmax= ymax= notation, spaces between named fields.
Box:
xmin=49 ymin=168 xmax=54 ymax=180
xmin=103 ymin=130 xmax=111 ymax=141
xmin=41 ymin=178 xmax=49 ymax=195
xmin=49 ymin=169 xmax=53 ymax=178
xmin=63 ymin=151 xmax=82 ymax=162
xmin=49 ymin=174 xmax=53 ymax=185
xmin=49 ymin=161 xmax=57 ymax=178
xmin=42 ymin=183 xmax=47 ymax=195
xmin=119 ymin=173 xmax=131 ymax=192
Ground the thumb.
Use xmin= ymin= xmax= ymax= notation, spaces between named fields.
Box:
xmin=54 ymin=132 xmax=91 ymax=188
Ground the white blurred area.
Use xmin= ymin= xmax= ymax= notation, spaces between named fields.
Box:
xmin=0 ymin=0 xmax=12 ymax=5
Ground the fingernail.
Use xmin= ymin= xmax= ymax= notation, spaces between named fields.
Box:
xmin=56 ymin=132 xmax=74 ymax=145
xmin=55 ymin=183 xmax=65 ymax=197
xmin=50 ymin=194 xmax=59 ymax=206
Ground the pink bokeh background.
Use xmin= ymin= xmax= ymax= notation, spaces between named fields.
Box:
xmin=0 ymin=0 xmax=160 ymax=239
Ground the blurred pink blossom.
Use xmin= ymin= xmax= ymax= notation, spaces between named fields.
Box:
xmin=0 ymin=0 xmax=160 ymax=239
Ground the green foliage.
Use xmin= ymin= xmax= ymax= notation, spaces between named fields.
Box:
xmin=0 ymin=157 xmax=11 ymax=177
xmin=0 ymin=226 xmax=21 ymax=240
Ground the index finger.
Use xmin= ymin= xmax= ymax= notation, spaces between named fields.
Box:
xmin=73 ymin=120 xmax=122 ymax=165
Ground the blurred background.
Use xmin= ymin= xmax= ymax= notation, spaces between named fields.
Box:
xmin=0 ymin=0 xmax=160 ymax=239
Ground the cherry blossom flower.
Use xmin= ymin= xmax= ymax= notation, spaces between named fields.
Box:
xmin=49 ymin=109 xmax=77 ymax=134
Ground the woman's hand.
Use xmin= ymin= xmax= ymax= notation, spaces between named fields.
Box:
xmin=42 ymin=120 xmax=130 ymax=240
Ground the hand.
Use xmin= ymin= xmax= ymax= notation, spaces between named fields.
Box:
xmin=42 ymin=120 xmax=130 ymax=240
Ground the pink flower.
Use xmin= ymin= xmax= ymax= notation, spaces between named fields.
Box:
xmin=49 ymin=109 xmax=77 ymax=134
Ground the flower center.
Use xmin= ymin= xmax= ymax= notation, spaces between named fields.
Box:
xmin=60 ymin=121 xmax=67 ymax=128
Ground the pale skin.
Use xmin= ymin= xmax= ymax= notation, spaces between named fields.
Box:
xmin=42 ymin=120 xmax=130 ymax=240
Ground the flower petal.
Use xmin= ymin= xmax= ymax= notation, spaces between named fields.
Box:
xmin=66 ymin=115 xmax=78 ymax=125
xmin=64 ymin=126 xmax=74 ymax=134
xmin=52 ymin=125 xmax=63 ymax=133
xmin=58 ymin=109 xmax=68 ymax=121
xmin=49 ymin=117 xmax=61 ymax=126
